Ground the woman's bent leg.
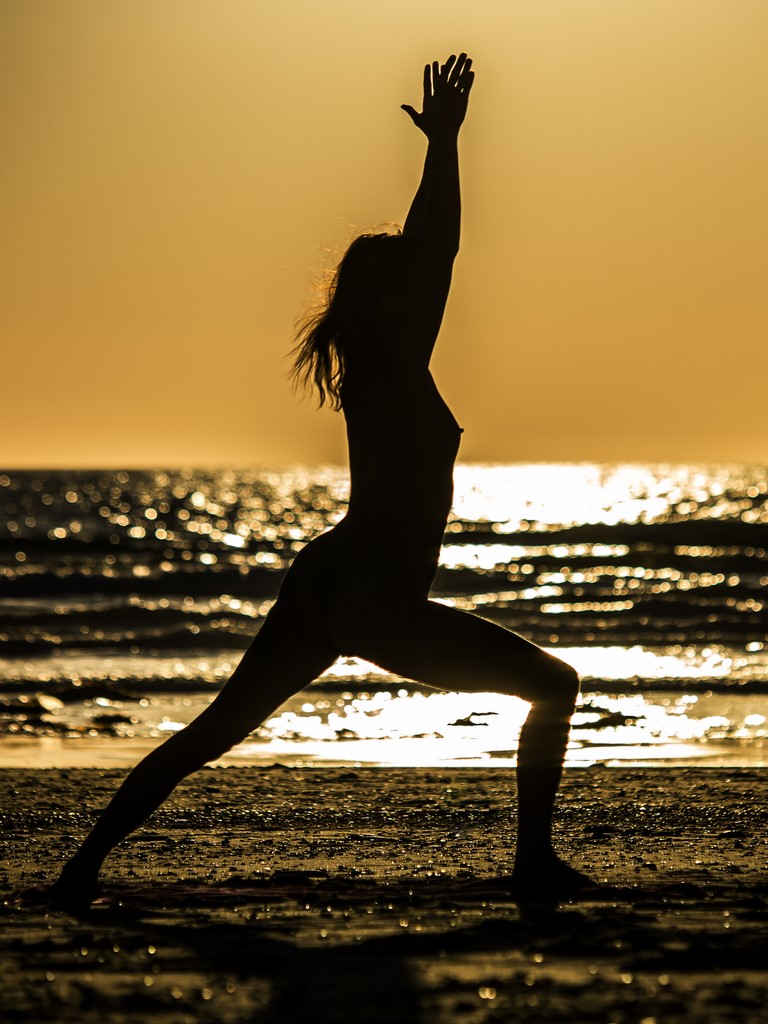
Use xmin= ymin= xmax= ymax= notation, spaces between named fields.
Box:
xmin=329 ymin=597 xmax=586 ymax=894
xmin=52 ymin=605 xmax=339 ymax=905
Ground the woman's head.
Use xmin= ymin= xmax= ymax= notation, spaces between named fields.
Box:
xmin=290 ymin=228 xmax=412 ymax=409
xmin=334 ymin=230 xmax=409 ymax=301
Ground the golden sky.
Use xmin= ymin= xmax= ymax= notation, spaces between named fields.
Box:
xmin=2 ymin=0 xmax=766 ymax=467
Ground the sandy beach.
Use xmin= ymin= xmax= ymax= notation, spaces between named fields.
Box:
xmin=3 ymin=766 xmax=768 ymax=1023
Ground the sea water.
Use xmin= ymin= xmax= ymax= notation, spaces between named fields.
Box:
xmin=1 ymin=464 xmax=766 ymax=767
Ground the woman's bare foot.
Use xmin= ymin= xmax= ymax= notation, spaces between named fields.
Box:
xmin=48 ymin=859 xmax=101 ymax=911
xmin=511 ymin=853 xmax=596 ymax=900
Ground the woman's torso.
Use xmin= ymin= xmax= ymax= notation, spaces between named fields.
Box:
xmin=281 ymin=241 xmax=461 ymax=605
xmin=338 ymin=366 xmax=462 ymax=588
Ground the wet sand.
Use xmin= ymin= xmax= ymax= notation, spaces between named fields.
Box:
xmin=3 ymin=766 xmax=768 ymax=1023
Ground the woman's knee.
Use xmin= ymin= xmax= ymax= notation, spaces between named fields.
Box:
xmin=203 ymin=726 xmax=245 ymax=763
xmin=172 ymin=705 xmax=255 ymax=766
xmin=536 ymin=660 xmax=580 ymax=709
xmin=500 ymin=655 xmax=579 ymax=708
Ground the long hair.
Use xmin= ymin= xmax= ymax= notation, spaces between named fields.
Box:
xmin=290 ymin=228 xmax=403 ymax=410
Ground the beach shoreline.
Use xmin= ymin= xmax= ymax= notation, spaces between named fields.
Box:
xmin=3 ymin=766 xmax=768 ymax=1022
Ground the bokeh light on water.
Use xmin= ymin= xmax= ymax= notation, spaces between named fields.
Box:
xmin=452 ymin=463 xmax=768 ymax=528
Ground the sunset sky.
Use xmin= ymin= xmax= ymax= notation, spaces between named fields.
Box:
xmin=2 ymin=0 xmax=766 ymax=467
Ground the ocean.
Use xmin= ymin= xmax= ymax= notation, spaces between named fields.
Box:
xmin=1 ymin=464 xmax=767 ymax=768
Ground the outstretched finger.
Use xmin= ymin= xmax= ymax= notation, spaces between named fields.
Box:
xmin=441 ymin=54 xmax=457 ymax=82
xmin=460 ymin=69 xmax=475 ymax=95
xmin=448 ymin=52 xmax=468 ymax=86
xmin=423 ymin=62 xmax=431 ymax=100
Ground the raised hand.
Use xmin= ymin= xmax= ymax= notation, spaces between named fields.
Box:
xmin=401 ymin=53 xmax=474 ymax=139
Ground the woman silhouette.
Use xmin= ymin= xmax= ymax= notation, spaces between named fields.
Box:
xmin=53 ymin=54 xmax=591 ymax=905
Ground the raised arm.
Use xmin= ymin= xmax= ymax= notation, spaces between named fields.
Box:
xmin=401 ymin=54 xmax=474 ymax=255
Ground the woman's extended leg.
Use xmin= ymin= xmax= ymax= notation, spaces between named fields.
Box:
xmin=51 ymin=604 xmax=339 ymax=905
xmin=329 ymin=596 xmax=588 ymax=895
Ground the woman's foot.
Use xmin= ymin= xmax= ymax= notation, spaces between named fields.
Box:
xmin=511 ymin=853 xmax=596 ymax=901
xmin=48 ymin=859 xmax=101 ymax=911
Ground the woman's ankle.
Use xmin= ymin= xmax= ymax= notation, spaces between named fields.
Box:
xmin=513 ymin=839 xmax=557 ymax=870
